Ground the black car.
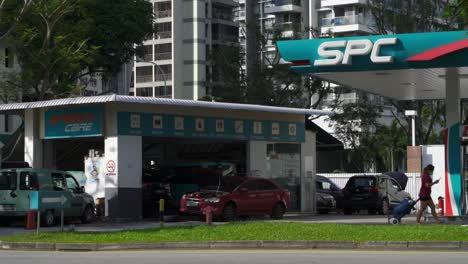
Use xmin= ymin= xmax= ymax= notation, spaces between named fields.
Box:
xmin=316 ymin=175 xmax=343 ymax=211
xmin=342 ymin=174 xmax=411 ymax=215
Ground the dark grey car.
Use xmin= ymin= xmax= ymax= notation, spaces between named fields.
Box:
xmin=342 ymin=174 xmax=411 ymax=215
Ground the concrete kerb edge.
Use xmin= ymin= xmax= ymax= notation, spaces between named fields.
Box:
xmin=0 ymin=240 xmax=466 ymax=251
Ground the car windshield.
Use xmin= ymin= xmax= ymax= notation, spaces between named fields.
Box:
xmin=0 ymin=171 xmax=17 ymax=190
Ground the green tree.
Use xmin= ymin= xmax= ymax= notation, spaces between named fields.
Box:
xmin=331 ymin=92 xmax=383 ymax=171
xmin=0 ymin=72 xmax=25 ymax=103
xmin=446 ymin=0 xmax=468 ymax=27
xmin=367 ymin=0 xmax=454 ymax=148
xmin=4 ymin=0 xmax=154 ymax=101
xmin=0 ymin=0 xmax=32 ymax=40
xmin=368 ymin=0 xmax=456 ymax=34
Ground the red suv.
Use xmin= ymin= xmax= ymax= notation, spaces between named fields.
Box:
xmin=180 ymin=177 xmax=290 ymax=221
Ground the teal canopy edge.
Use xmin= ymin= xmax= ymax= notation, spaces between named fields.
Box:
xmin=277 ymin=31 xmax=468 ymax=74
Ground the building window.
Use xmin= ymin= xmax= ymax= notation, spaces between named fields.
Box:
xmin=156 ymin=22 xmax=172 ymax=39
xmin=154 ymin=44 xmax=172 ymax=60
xmin=136 ymin=87 xmax=153 ymax=97
xmin=154 ymin=1 xmax=172 ymax=19
xmin=154 ymin=64 xmax=172 ymax=81
xmin=136 ymin=66 xmax=153 ymax=83
xmin=155 ymin=86 xmax=172 ymax=97
xmin=136 ymin=45 xmax=153 ymax=62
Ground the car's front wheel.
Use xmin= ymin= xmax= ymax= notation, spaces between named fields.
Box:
xmin=271 ymin=203 xmax=285 ymax=219
xmin=222 ymin=203 xmax=237 ymax=222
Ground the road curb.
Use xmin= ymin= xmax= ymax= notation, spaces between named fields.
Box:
xmin=1 ymin=240 xmax=467 ymax=251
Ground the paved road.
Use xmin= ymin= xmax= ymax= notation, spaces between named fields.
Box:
xmin=0 ymin=250 xmax=467 ymax=264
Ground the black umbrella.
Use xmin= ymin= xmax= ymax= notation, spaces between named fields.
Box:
xmin=383 ymin=172 xmax=409 ymax=190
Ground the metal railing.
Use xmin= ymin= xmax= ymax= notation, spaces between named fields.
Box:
xmin=154 ymin=52 xmax=172 ymax=60
xmin=155 ymin=73 xmax=172 ymax=82
xmin=275 ymin=22 xmax=298 ymax=31
xmin=155 ymin=86 xmax=172 ymax=97
xmin=275 ymin=0 xmax=301 ymax=6
xmin=155 ymin=10 xmax=171 ymax=19
xmin=321 ymin=14 xmax=365 ymax=27
xmin=212 ymin=11 xmax=234 ymax=21
xmin=135 ymin=75 xmax=153 ymax=83
xmin=214 ymin=34 xmax=238 ymax=43
xmin=137 ymin=54 xmax=153 ymax=62
xmin=155 ymin=31 xmax=172 ymax=39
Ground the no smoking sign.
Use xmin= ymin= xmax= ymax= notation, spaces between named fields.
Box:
xmin=106 ymin=160 xmax=116 ymax=173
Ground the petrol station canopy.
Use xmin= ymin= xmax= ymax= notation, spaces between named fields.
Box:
xmin=277 ymin=31 xmax=468 ymax=100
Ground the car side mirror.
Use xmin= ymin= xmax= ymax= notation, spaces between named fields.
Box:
xmin=80 ymin=186 xmax=85 ymax=193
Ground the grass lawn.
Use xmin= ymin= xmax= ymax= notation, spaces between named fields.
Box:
xmin=1 ymin=222 xmax=468 ymax=244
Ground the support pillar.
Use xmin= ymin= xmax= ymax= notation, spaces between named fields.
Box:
xmin=246 ymin=140 xmax=267 ymax=177
xmin=301 ymin=131 xmax=316 ymax=213
xmin=104 ymin=135 xmax=143 ymax=220
xmin=24 ymin=109 xmax=43 ymax=168
xmin=444 ymin=68 xmax=463 ymax=216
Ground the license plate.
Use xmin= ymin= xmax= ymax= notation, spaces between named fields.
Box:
xmin=186 ymin=201 xmax=199 ymax=207
xmin=0 ymin=205 xmax=15 ymax=211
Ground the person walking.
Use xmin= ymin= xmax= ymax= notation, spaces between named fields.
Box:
xmin=416 ymin=164 xmax=442 ymax=224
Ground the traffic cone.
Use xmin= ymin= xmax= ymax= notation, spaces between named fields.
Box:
xmin=25 ymin=210 xmax=37 ymax=229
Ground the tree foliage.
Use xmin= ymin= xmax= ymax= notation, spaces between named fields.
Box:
xmin=365 ymin=0 xmax=453 ymax=165
xmin=206 ymin=21 xmax=344 ymax=112
xmin=3 ymin=0 xmax=154 ymax=101
xmin=0 ymin=0 xmax=32 ymax=40
xmin=367 ymin=0 xmax=456 ymax=34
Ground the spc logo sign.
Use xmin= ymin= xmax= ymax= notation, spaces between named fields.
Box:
xmin=314 ymin=38 xmax=398 ymax=66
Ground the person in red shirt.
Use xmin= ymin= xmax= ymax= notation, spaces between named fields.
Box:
xmin=416 ymin=164 xmax=441 ymax=224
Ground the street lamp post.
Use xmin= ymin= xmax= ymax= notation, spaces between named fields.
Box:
xmin=405 ymin=110 xmax=418 ymax=146
xmin=405 ymin=110 xmax=418 ymax=196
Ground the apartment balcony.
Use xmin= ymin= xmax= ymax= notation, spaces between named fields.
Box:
xmin=212 ymin=11 xmax=235 ymax=22
xmin=155 ymin=9 xmax=172 ymax=19
xmin=320 ymin=14 xmax=373 ymax=34
xmin=265 ymin=0 xmax=302 ymax=14
xmin=321 ymin=0 xmax=367 ymax=8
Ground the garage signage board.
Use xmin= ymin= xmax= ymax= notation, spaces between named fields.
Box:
xmin=44 ymin=107 xmax=103 ymax=139
xmin=117 ymin=112 xmax=305 ymax=142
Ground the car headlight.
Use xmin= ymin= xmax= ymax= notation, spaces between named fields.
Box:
xmin=204 ymin=198 xmax=220 ymax=203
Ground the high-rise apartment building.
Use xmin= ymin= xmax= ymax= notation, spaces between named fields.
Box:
xmin=318 ymin=0 xmax=373 ymax=37
xmin=131 ymin=0 xmax=239 ymax=100
xmin=236 ymin=0 xmax=318 ymax=72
